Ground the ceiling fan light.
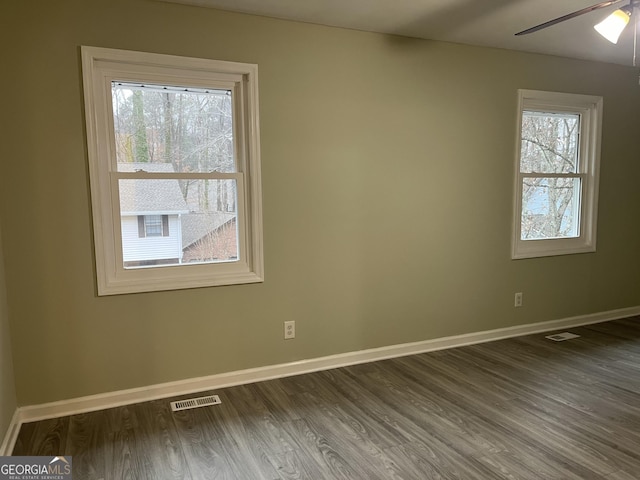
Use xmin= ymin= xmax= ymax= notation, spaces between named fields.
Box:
xmin=593 ymin=8 xmax=632 ymax=44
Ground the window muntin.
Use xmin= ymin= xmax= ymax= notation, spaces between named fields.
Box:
xmin=82 ymin=47 xmax=263 ymax=295
xmin=512 ymin=90 xmax=602 ymax=259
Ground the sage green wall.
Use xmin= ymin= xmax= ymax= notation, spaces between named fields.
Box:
xmin=2 ymin=0 xmax=639 ymax=406
xmin=0 ymin=225 xmax=17 ymax=438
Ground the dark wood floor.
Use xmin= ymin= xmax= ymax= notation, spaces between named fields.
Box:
xmin=13 ymin=317 xmax=640 ymax=479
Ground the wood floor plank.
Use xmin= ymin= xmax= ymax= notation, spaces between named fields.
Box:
xmin=103 ymin=428 xmax=143 ymax=480
xmin=171 ymin=406 xmax=239 ymax=480
xmin=103 ymin=404 xmax=140 ymax=433
xmin=222 ymin=383 xmax=299 ymax=456
xmin=606 ymin=468 xmax=640 ymax=479
xmin=266 ymin=448 xmax=325 ymax=480
xmin=13 ymin=317 xmax=640 ymax=479
xmin=65 ymin=412 xmax=108 ymax=480
xmin=285 ymin=418 xmax=368 ymax=479
xmin=194 ymin=388 xmax=282 ymax=479
xmin=13 ymin=417 xmax=68 ymax=457
xmin=11 ymin=421 xmax=37 ymax=456
xmin=128 ymin=400 xmax=191 ymax=479
xmin=289 ymin=392 xmax=403 ymax=478
xmin=384 ymin=440 xmax=503 ymax=480
xmin=316 ymin=369 xmax=418 ymax=450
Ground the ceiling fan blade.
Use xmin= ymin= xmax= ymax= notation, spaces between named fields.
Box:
xmin=515 ymin=0 xmax=624 ymax=35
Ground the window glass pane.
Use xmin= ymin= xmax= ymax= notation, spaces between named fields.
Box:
xmin=521 ymin=177 xmax=581 ymax=240
xmin=520 ymin=111 xmax=580 ymax=174
xmin=144 ymin=215 xmax=163 ymax=237
xmin=181 ymin=179 xmax=239 ymax=265
xmin=112 ymin=82 xmax=235 ymax=173
xmin=119 ymin=178 xmax=238 ymax=268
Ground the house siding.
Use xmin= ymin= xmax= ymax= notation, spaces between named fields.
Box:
xmin=122 ymin=215 xmax=182 ymax=263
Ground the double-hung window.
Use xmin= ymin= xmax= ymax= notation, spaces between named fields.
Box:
xmin=141 ymin=215 xmax=167 ymax=238
xmin=82 ymin=47 xmax=263 ymax=295
xmin=512 ymin=90 xmax=602 ymax=259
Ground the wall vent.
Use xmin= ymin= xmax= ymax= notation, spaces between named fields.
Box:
xmin=545 ymin=332 xmax=581 ymax=342
xmin=170 ymin=394 xmax=221 ymax=412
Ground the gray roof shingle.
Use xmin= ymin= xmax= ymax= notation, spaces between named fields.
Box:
xmin=118 ymin=163 xmax=189 ymax=215
xmin=181 ymin=212 xmax=236 ymax=248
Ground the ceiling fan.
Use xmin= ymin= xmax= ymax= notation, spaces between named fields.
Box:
xmin=516 ymin=0 xmax=639 ymax=65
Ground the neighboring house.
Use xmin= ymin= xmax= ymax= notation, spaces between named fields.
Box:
xmin=119 ymin=163 xmax=189 ymax=267
xmin=118 ymin=163 xmax=238 ymax=267
xmin=182 ymin=214 xmax=237 ymax=263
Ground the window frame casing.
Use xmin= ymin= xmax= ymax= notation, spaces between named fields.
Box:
xmin=82 ymin=46 xmax=264 ymax=295
xmin=512 ymin=89 xmax=603 ymax=260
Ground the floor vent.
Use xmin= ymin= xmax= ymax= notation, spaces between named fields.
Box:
xmin=170 ymin=394 xmax=221 ymax=412
xmin=545 ymin=332 xmax=581 ymax=342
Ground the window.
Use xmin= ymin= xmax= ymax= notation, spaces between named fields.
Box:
xmin=512 ymin=90 xmax=602 ymax=259
xmin=140 ymin=215 xmax=168 ymax=238
xmin=82 ymin=47 xmax=263 ymax=295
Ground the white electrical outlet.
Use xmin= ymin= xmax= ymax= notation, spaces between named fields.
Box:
xmin=284 ymin=321 xmax=295 ymax=339
xmin=515 ymin=292 xmax=523 ymax=308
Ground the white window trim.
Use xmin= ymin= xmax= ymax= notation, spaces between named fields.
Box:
xmin=512 ymin=89 xmax=602 ymax=260
xmin=82 ymin=46 xmax=264 ymax=295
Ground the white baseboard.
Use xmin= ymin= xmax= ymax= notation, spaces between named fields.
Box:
xmin=16 ymin=305 xmax=640 ymax=426
xmin=1 ymin=409 xmax=21 ymax=456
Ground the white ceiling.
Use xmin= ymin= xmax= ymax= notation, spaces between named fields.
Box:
xmin=159 ymin=0 xmax=638 ymax=66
